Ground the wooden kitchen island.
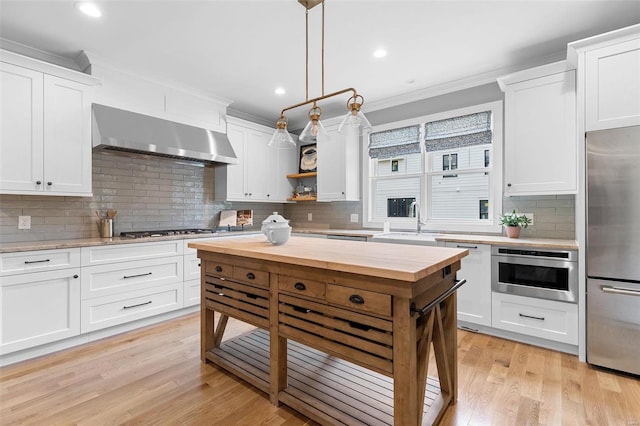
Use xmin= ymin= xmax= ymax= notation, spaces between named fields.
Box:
xmin=188 ymin=236 xmax=468 ymax=426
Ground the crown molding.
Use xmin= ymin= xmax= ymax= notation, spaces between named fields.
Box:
xmin=365 ymin=50 xmax=566 ymax=113
xmin=0 ymin=38 xmax=84 ymax=71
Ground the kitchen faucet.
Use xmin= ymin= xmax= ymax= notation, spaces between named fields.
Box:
xmin=409 ymin=201 xmax=424 ymax=233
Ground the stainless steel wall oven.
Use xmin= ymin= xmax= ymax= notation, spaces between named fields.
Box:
xmin=491 ymin=246 xmax=578 ymax=303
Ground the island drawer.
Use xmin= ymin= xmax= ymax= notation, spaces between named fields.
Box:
xmin=278 ymin=275 xmax=326 ymax=300
xmin=204 ymin=276 xmax=269 ymax=329
xmin=232 ymin=266 xmax=269 ymax=288
xmin=204 ymin=261 xmax=234 ymax=280
xmin=278 ymin=294 xmax=393 ymax=375
xmin=326 ymin=284 xmax=392 ymax=318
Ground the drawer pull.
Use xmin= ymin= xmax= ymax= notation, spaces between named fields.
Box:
xmin=215 ymin=266 xmax=223 ymax=272
xmin=348 ymin=321 xmax=371 ymax=332
xmin=456 ymin=244 xmax=478 ymax=249
xmin=73 ymin=274 xmax=79 ymax=279
xmin=293 ymin=306 xmax=311 ymax=314
xmin=349 ymin=295 xmax=365 ymax=305
xmin=519 ymin=313 xmax=545 ymax=321
xmin=24 ymin=259 xmax=50 ymax=264
xmin=123 ymin=300 xmax=152 ymax=309
xmin=246 ymin=272 xmax=255 ymax=280
xmin=294 ymin=282 xmax=306 ymax=291
xmin=601 ymin=286 xmax=640 ymax=297
xmin=123 ymin=272 xmax=152 ymax=279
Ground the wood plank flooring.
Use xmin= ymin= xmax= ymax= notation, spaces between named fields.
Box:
xmin=1 ymin=312 xmax=639 ymax=425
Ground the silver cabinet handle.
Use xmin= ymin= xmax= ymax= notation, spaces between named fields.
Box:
xmin=519 ymin=313 xmax=545 ymax=321
xmin=601 ymin=286 xmax=640 ymax=297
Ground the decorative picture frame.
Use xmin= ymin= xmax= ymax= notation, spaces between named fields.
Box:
xmin=299 ymin=143 xmax=318 ymax=173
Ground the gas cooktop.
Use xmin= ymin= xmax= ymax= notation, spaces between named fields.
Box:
xmin=120 ymin=229 xmax=214 ymax=239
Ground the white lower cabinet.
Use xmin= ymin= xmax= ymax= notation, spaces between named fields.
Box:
xmin=81 ymin=283 xmax=183 ymax=333
xmin=0 ymin=268 xmax=81 ymax=354
xmin=183 ymin=279 xmax=201 ymax=307
xmin=491 ymin=292 xmax=578 ymax=345
xmin=445 ymin=242 xmax=491 ymax=327
xmin=80 ymin=243 xmax=185 ymax=332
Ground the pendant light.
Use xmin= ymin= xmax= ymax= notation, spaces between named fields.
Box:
xmin=269 ymin=0 xmax=370 ymax=148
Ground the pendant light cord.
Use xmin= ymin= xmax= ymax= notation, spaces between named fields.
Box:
xmin=305 ymin=7 xmax=309 ymax=102
xmin=321 ymin=0 xmax=325 ymax=97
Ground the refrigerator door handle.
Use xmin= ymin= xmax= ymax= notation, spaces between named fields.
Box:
xmin=601 ymin=286 xmax=640 ymax=297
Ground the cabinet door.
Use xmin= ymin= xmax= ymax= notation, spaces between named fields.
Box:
xmin=0 ymin=62 xmax=44 ymax=194
xmin=504 ymin=70 xmax=576 ymax=195
xmin=445 ymin=242 xmax=492 ymax=326
xmin=585 ymin=38 xmax=640 ymax=131
xmin=1 ymin=268 xmax=81 ymax=354
xmin=317 ymin=125 xmax=360 ymax=201
xmin=245 ymin=129 xmax=270 ymax=201
xmin=43 ymin=75 xmax=93 ymax=195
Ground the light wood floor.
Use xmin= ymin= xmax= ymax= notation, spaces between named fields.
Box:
xmin=1 ymin=313 xmax=639 ymax=425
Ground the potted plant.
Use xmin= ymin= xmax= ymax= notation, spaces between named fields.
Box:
xmin=499 ymin=210 xmax=532 ymax=238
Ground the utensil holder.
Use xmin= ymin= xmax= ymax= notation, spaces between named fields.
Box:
xmin=98 ymin=218 xmax=114 ymax=238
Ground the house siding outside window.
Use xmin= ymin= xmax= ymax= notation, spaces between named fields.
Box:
xmin=364 ymin=101 xmax=503 ymax=233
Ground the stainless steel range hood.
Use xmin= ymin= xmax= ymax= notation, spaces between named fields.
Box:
xmin=92 ymin=104 xmax=238 ymax=165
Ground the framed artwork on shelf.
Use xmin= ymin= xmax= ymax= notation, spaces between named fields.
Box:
xmin=299 ymin=143 xmax=317 ymax=173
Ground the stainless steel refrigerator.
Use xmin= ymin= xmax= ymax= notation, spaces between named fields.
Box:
xmin=587 ymin=125 xmax=640 ymax=376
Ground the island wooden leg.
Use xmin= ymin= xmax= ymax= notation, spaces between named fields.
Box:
xmin=392 ymin=297 xmax=418 ymax=426
xmin=201 ymin=269 xmax=214 ymax=362
xmin=441 ymin=291 xmax=458 ymax=402
xmin=269 ymin=274 xmax=287 ymax=405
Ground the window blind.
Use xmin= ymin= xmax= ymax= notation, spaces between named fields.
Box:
xmin=424 ymin=111 xmax=491 ymax=152
xmin=368 ymin=125 xmax=421 ymax=158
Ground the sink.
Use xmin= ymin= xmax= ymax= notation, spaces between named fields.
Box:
xmin=371 ymin=232 xmax=442 ymax=246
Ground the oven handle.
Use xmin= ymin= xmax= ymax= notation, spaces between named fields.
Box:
xmin=601 ymin=286 xmax=640 ymax=297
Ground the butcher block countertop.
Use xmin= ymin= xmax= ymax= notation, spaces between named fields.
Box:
xmin=188 ymin=235 xmax=467 ymax=283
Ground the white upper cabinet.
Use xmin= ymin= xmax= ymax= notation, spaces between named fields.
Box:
xmin=316 ymin=119 xmax=360 ymax=202
xmin=585 ymin=37 xmax=640 ymax=131
xmin=498 ymin=62 xmax=577 ymax=196
xmin=567 ymin=24 xmax=640 ymax=131
xmin=215 ymin=118 xmax=295 ymax=202
xmin=0 ymin=51 xmax=99 ymax=196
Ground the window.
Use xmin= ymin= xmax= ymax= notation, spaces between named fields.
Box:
xmin=363 ymin=101 xmax=503 ymax=233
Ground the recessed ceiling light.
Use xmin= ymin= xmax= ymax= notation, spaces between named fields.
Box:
xmin=274 ymin=87 xmax=286 ymax=95
xmin=373 ymin=48 xmax=387 ymax=58
xmin=75 ymin=2 xmax=102 ymax=18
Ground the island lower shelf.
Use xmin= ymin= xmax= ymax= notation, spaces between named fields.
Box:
xmin=207 ymin=328 xmax=443 ymax=426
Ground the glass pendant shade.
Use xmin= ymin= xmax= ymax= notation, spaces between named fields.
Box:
xmin=268 ymin=115 xmax=296 ymax=149
xmin=268 ymin=128 xmax=296 ymax=149
xmin=299 ymin=117 xmax=328 ymax=143
xmin=338 ymin=110 xmax=372 ymax=134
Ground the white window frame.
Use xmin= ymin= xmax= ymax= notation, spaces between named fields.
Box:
xmin=362 ymin=100 xmax=503 ymax=233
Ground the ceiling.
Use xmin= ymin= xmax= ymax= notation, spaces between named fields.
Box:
xmin=1 ymin=1 xmax=639 ymax=129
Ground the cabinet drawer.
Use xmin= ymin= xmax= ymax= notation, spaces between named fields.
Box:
xmin=81 ymin=283 xmax=183 ymax=333
xmin=279 ymin=294 xmax=393 ymax=375
xmin=81 ymin=241 xmax=183 ymax=266
xmin=204 ymin=260 xmax=234 ymax=279
xmin=326 ymin=284 xmax=392 ymax=318
xmin=492 ymin=293 xmax=578 ymax=345
xmin=232 ymin=265 xmax=269 ymax=288
xmin=0 ymin=248 xmax=80 ymax=276
xmin=82 ymin=255 xmax=183 ymax=300
xmin=278 ymin=275 xmax=325 ymax=300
